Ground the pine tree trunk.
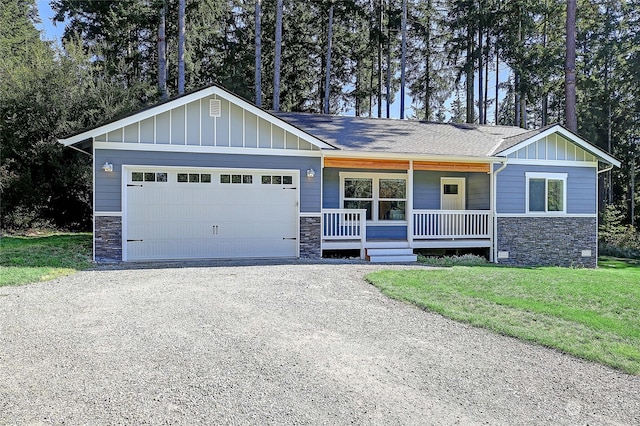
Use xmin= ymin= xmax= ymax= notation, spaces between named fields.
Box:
xmin=425 ymin=0 xmax=431 ymax=121
xmin=385 ymin=3 xmax=391 ymax=119
xmin=178 ymin=0 xmax=186 ymax=95
xmin=255 ymin=0 xmax=262 ymax=107
xmin=565 ymin=0 xmax=577 ymax=132
xmin=478 ymin=24 xmax=484 ymax=124
xmin=400 ymin=0 xmax=406 ymax=119
xmin=324 ymin=4 xmax=334 ymax=114
xmin=377 ymin=0 xmax=383 ymax=118
xmin=495 ymin=46 xmax=499 ymax=124
xmin=542 ymin=0 xmax=548 ymax=126
xmin=466 ymin=27 xmax=474 ymax=124
xmin=273 ymin=0 xmax=283 ymax=112
xmin=515 ymin=71 xmax=521 ymax=126
xmin=158 ymin=1 xmax=168 ymax=99
xmin=484 ymin=46 xmax=489 ymax=124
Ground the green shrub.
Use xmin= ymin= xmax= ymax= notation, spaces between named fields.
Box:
xmin=599 ymin=205 xmax=640 ymax=259
xmin=417 ymin=253 xmax=488 ymax=267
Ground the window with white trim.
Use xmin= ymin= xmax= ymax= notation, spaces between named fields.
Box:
xmin=341 ymin=173 xmax=407 ymax=222
xmin=526 ymin=172 xmax=567 ymax=213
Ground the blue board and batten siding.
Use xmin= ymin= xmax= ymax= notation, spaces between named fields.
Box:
xmin=95 ymin=95 xmax=318 ymax=151
xmin=95 ymin=149 xmax=321 ymax=213
xmin=495 ymin=164 xmax=597 ymax=214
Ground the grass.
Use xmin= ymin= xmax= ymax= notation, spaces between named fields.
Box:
xmin=0 ymin=233 xmax=92 ymax=286
xmin=366 ymin=257 xmax=640 ymax=375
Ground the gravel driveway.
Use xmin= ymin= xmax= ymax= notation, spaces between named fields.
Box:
xmin=1 ymin=262 xmax=639 ymax=425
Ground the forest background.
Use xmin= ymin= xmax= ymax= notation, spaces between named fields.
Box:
xmin=1 ymin=0 xmax=639 ymax=249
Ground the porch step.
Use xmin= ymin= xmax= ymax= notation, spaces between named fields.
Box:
xmin=366 ymin=248 xmax=418 ymax=263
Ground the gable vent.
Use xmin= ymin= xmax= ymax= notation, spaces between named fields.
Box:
xmin=209 ymin=99 xmax=221 ymax=117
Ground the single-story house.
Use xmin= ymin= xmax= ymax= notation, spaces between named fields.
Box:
xmin=58 ymin=84 xmax=620 ymax=266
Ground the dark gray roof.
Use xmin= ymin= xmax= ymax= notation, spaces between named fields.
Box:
xmin=276 ymin=113 xmax=529 ymax=158
xmin=490 ymin=124 xmax=556 ymax=155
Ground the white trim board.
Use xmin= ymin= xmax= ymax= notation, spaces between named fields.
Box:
xmin=339 ymin=171 xmax=408 ymax=224
xmin=95 ymin=211 xmax=123 ymax=217
xmin=59 ymin=85 xmax=334 ymax=150
xmin=94 ymin=142 xmax=323 ymax=157
xmin=498 ymin=125 xmax=620 ymax=167
xmin=505 ymin=159 xmax=598 ymax=168
xmin=496 ymin=213 xmax=596 ymax=218
xmin=525 ymin=172 xmax=567 ymax=214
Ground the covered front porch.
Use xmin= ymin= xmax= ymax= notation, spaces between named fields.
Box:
xmin=320 ymin=155 xmax=499 ymax=261
xmin=321 ymin=208 xmax=493 ymax=259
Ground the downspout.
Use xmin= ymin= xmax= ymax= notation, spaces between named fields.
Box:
xmin=597 ymin=164 xmax=614 ymax=175
xmin=492 ymin=159 xmax=508 ymax=263
xmin=596 ymin=163 xmax=614 ymax=263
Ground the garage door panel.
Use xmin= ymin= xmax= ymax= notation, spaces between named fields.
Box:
xmin=126 ymin=168 xmax=299 ymax=261
xmin=218 ymin=220 xmax=295 ymax=238
xmin=128 ymin=237 xmax=296 ymax=260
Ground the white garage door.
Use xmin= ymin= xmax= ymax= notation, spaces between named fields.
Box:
xmin=124 ymin=167 xmax=298 ymax=261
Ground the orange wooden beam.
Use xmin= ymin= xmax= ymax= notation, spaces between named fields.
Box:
xmin=413 ymin=161 xmax=490 ymax=173
xmin=324 ymin=157 xmax=410 ymax=170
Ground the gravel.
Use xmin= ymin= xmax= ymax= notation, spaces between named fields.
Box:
xmin=1 ymin=262 xmax=639 ymax=425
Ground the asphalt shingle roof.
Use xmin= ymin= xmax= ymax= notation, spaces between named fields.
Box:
xmin=489 ymin=124 xmax=556 ymax=155
xmin=276 ymin=112 xmax=530 ymax=158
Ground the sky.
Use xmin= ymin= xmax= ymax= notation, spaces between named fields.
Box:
xmin=36 ymin=0 xmax=64 ymax=41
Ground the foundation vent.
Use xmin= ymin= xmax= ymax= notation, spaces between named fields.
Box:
xmin=498 ymin=251 xmax=509 ymax=259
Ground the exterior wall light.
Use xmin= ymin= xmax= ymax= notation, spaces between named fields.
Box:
xmin=102 ymin=161 xmax=114 ymax=173
xmin=306 ymin=167 xmax=315 ymax=178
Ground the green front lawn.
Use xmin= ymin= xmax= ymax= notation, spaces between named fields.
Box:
xmin=366 ymin=258 xmax=640 ymax=375
xmin=0 ymin=233 xmax=92 ymax=286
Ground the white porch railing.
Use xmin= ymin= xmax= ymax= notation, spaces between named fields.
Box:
xmin=322 ymin=209 xmax=367 ymax=257
xmin=322 ymin=209 xmax=367 ymax=240
xmin=413 ymin=210 xmax=491 ymax=239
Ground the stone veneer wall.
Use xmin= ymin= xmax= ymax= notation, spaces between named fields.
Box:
xmin=95 ymin=216 xmax=122 ymax=262
xmin=299 ymin=216 xmax=321 ymax=258
xmin=496 ymin=216 xmax=597 ymax=268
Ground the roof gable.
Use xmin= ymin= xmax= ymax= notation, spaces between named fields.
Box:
xmin=58 ymin=85 xmax=335 ymax=152
xmin=493 ymin=124 xmax=620 ymax=166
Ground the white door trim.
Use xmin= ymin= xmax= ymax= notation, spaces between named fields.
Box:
xmin=441 ymin=177 xmax=466 ymax=210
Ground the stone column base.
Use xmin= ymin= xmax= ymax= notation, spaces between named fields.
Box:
xmin=95 ymin=216 xmax=122 ymax=262
xmin=300 ymin=216 xmax=321 ymax=258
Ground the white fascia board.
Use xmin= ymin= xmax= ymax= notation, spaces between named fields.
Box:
xmin=323 ymin=149 xmax=503 ymax=163
xmin=496 ymin=213 xmax=597 ymax=218
xmin=499 ymin=125 xmax=621 ymax=167
xmin=94 ymin=141 xmax=323 ymax=157
xmin=59 ymin=87 xmax=218 ymax=146
xmin=507 ymin=159 xmax=599 ymax=168
xmin=211 ymin=87 xmax=335 ymax=150
xmin=59 ymin=85 xmax=336 ymax=151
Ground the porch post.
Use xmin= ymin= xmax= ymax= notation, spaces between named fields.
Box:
xmin=408 ymin=160 xmax=414 ymax=247
xmin=489 ymin=163 xmax=495 ymax=262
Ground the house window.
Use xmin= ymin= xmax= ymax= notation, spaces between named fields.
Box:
xmin=341 ymin=173 xmax=407 ymax=222
xmin=526 ymin=172 xmax=567 ymax=213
